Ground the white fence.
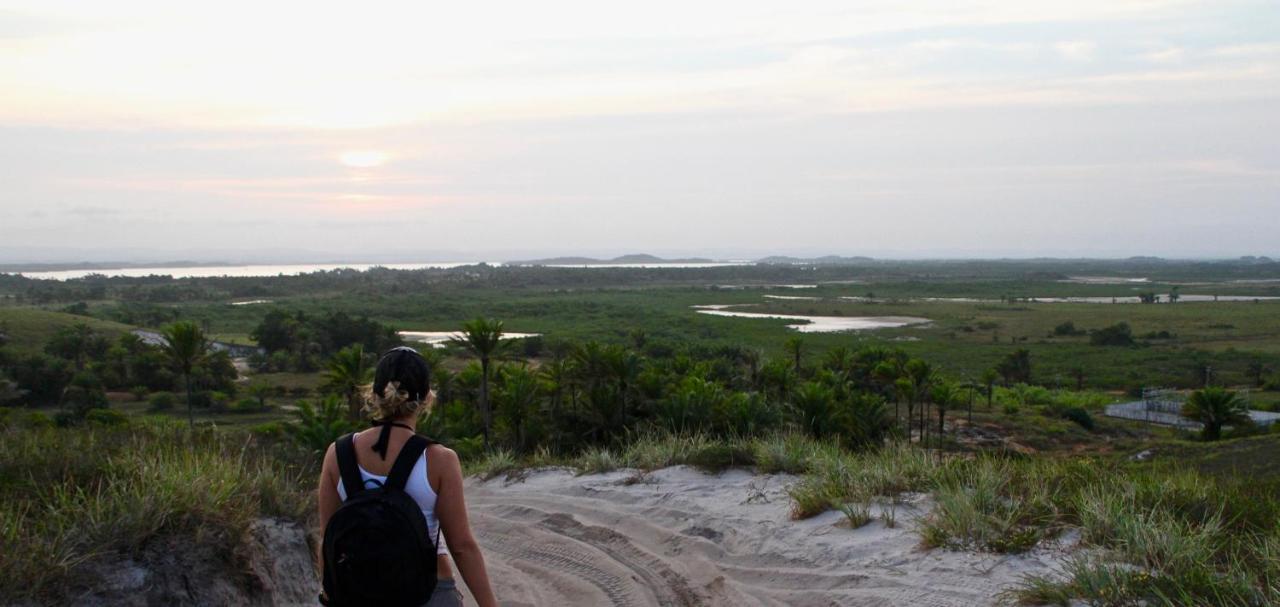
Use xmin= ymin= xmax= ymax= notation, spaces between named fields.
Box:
xmin=1104 ymin=388 xmax=1280 ymax=429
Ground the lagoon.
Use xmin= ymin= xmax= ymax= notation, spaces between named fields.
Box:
xmin=399 ymin=331 xmax=542 ymax=348
xmin=693 ymin=305 xmax=928 ymax=333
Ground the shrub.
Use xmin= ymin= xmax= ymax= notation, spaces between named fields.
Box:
xmin=450 ymin=436 xmax=485 ymax=462
xmin=22 ymin=411 xmax=53 ymax=427
xmin=54 ymin=411 xmax=79 ymax=427
xmin=147 ymin=392 xmax=176 ymax=411
xmin=85 ymin=409 xmax=129 ymax=426
xmin=1090 ymin=322 xmax=1136 ymax=347
xmin=129 ymin=386 xmax=149 ymax=401
xmin=229 ymin=398 xmax=266 ymax=414
xmin=1061 ymin=407 xmax=1095 ymax=431
xmin=1053 ymin=321 xmax=1084 ymax=336
xmin=288 ymin=395 xmax=357 ymax=453
xmin=205 ymin=392 xmax=231 ymax=413
xmin=249 ymin=421 xmax=285 ymax=438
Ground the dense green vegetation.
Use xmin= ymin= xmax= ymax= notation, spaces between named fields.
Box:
xmin=3 ymin=260 xmax=1280 ymax=605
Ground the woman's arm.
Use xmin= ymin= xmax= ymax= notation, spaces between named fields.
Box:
xmin=316 ymin=444 xmax=341 ymax=570
xmin=433 ymin=447 xmax=497 ymax=607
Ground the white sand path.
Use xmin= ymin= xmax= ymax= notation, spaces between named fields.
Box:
xmin=464 ymin=467 xmax=1070 ymax=606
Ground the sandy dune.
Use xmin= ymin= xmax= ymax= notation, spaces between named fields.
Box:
xmin=464 ymin=467 xmax=1069 ymax=606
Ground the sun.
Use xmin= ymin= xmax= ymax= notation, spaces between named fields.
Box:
xmin=339 ymin=150 xmax=389 ymax=168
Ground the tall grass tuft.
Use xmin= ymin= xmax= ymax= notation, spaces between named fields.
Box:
xmin=573 ymin=446 xmax=622 ymax=475
xmin=469 ymin=449 xmax=519 ymax=480
xmin=0 ymin=416 xmax=312 ymax=602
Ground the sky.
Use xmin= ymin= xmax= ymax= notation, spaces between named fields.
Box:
xmin=0 ymin=0 xmax=1277 ymax=262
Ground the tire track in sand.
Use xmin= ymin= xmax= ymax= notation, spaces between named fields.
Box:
xmin=476 ymin=504 xmax=704 ymax=607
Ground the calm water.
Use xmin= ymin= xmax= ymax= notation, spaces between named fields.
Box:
xmin=16 ymin=262 xmax=496 ymax=280
xmin=1030 ymin=295 xmax=1280 ymax=304
xmin=399 ymin=331 xmax=542 ymax=348
xmin=839 ymin=295 xmax=1279 ymax=304
xmin=693 ymin=305 xmax=928 ymax=333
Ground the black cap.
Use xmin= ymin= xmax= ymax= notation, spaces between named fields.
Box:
xmin=373 ymin=346 xmax=431 ymax=402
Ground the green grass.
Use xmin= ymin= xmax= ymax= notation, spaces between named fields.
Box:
xmin=0 ymin=410 xmax=313 ymax=602
xmin=0 ymin=307 xmax=134 ymax=355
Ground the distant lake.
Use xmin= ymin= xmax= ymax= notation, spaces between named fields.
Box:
xmin=15 ymin=262 xmax=496 ymax=280
xmin=1031 ymin=295 xmax=1280 ymax=304
xmin=694 ymin=305 xmax=929 ymax=333
xmin=840 ymin=295 xmax=1280 ymax=304
xmin=399 ymin=331 xmax=542 ymax=348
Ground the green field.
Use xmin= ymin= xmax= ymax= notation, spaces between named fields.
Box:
xmin=0 ymin=307 xmax=134 ymax=356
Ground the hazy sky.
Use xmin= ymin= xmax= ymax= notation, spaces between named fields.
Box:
xmin=1 ymin=1 xmax=1277 ymax=261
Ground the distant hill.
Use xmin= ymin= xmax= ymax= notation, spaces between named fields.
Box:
xmin=510 ymin=254 xmax=718 ymax=265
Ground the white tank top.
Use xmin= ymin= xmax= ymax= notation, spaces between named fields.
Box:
xmin=335 ymin=434 xmax=448 ymax=555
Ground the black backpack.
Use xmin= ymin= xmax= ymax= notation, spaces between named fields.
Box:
xmin=322 ymin=432 xmax=440 ymax=606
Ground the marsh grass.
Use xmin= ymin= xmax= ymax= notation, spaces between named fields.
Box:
xmin=469 ymin=449 xmax=520 ymax=480
xmin=838 ymin=498 xmax=873 ymax=529
xmin=771 ymin=435 xmax=1278 ymax=605
xmin=0 ymin=413 xmax=312 ymax=602
xmin=573 ymin=446 xmax=623 ymax=475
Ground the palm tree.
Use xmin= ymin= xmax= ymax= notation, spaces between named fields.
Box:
xmin=834 ymin=393 xmax=891 ymax=449
xmin=1069 ymin=366 xmax=1086 ymax=391
xmin=930 ymin=383 xmax=960 ymax=438
xmin=894 ymin=377 xmax=913 ymax=432
xmin=1246 ymin=360 xmax=1272 ymax=388
xmin=905 ymin=359 xmax=933 ymax=442
xmin=161 ymin=321 xmax=208 ymax=429
xmin=450 ymin=317 xmax=510 ymax=451
xmin=872 ymin=360 xmax=902 ymax=421
xmin=496 ymin=364 xmax=541 ymax=452
xmin=246 ymin=381 xmax=273 ymax=411
xmin=321 ymin=344 xmax=373 ymax=420
xmin=605 ymin=346 xmax=642 ymax=431
xmin=1181 ymin=387 xmax=1251 ymax=441
xmin=784 ymin=336 xmax=805 ymax=375
xmin=980 ymin=368 xmax=999 ymax=409
xmin=791 ymin=381 xmax=835 ymax=438
xmin=538 ymin=357 xmax=572 ymax=434
xmin=823 ymin=346 xmax=854 ymax=379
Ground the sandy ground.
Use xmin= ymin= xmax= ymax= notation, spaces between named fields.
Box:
xmin=463 ymin=466 xmax=1071 ymax=607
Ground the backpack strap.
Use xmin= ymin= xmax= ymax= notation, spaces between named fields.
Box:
xmin=334 ymin=433 xmax=366 ymax=498
xmin=384 ymin=434 xmax=429 ymax=492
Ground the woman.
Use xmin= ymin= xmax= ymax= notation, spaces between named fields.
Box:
xmin=317 ymin=347 xmax=497 ymax=607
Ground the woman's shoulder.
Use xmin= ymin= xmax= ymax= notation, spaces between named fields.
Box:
xmin=426 ymin=442 xmax=459 ymax=462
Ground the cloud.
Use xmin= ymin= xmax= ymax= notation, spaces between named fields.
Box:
xmin=67 ymin=205 xmax=119 ymax=216
xmin=1054 ymin=40 xmax=1098 ymax=61
xmin=1140 ymin=46 xmax=1184 ymax=63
